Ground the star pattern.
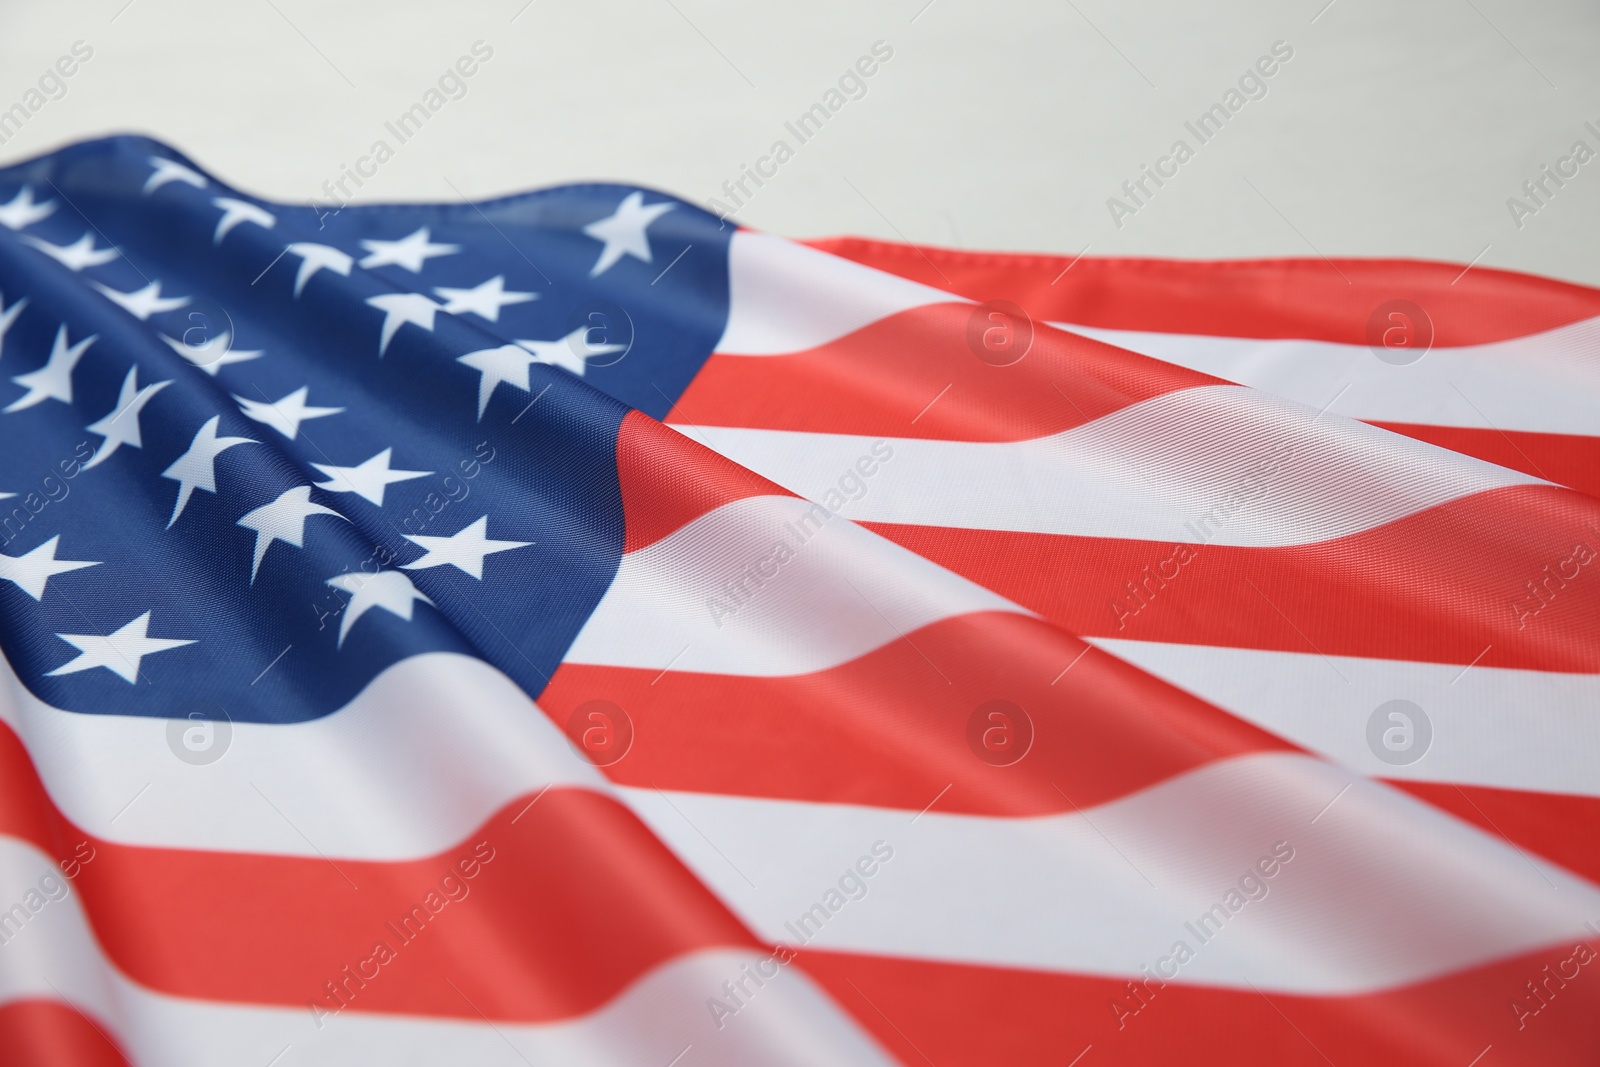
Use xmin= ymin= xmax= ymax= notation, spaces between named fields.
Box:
xmin=0 ymin=152 xmax=722 ymax=712
xmin=0 ymin=186 xmax=56 ymax=230
xmin=161 ymin=330 xmax=263 ymax=375
xmin=366 ymin=293 xmax=441 ymax=355
xmin=237 ymin=485 xmax=345 ymax=581
xmin=327 ymin=570 xmax=433 ymax=647
xmin=83 ymin=366 xmax=172 ymax=470
xmin=516 ymin=326 xmax=626 ymax=378
xmin=163 ymin=416 xmax=257 ymax=527
xmin=0 ymin=293 xmax=26 ymax=356
xmin=286 ymin=243 xmax=354 ymax=297
xmin=359 ymin=227 xmax=460 ymax=272
xmin=234 ymin=387 xmax=343 ymax=439
xmin=402 ymin=515 xmax=532 ymax=579
xmin=458 ymin=343 xmax=537 ymax=419
xmin=312 ymin=448 xmax=430 ymax=506
xmin=22 ymin=233 xmax=120 ymax=271
xmin=434 ymin=276 xmax=537 ymax=321
xmin=47 ymin=611 xmax=195 ymax=683
xmin=90 ymin=280 xmax=191 ymax=321
xmin=212 ymin=197 xmax=276 ymax=244
xmin=0 ymin=536 xmax=98 ymax=601
xmin=144 ymin=157 xmax=207 ymax=194
xmin=6 ymin=325 xmax=96 ymax=413
xmin=583 ymin=192 xmax=675 ymax=276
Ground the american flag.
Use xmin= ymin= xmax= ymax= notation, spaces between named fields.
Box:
xmin=0 ymin=135 xmax=1595 ymax=1065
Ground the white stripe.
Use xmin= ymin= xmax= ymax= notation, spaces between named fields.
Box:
xmin=1065 ymin=319 xmax=1600 ymax=438
xmin=624 ymin=752 xmax=1600 ymax=995
xmin=722 ymin=233 xmax=1600 ymax=437
xmin=719 ymin=230 xmax=961 ymax=355
xmin=678 ymin=385 xmax=1538 ymax=546
xmin=0 ymin=501 xmax=980 ymax=859
xmin=0 ymin=651 xmax=607 ymax=860
xmin=2 ymin=511 xmax=992 ymax=860
xmin=8 ymin=659 xmax=1593 ymax=1000
xmin=1091 ymin=638 xmax=1600 ymax=800
xmin=0 ymin=839 xmax=892 ymax=1067
xmin=12 ymin=614 xmax=1592 ymax=886
xmin=565 ymin=493 xmax=1024 ymax=674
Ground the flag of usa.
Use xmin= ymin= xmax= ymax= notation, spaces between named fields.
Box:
xmin=0 ymin=135 xmax=1595 ymax=1066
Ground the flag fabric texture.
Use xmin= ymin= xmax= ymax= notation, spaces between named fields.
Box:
xmin=0 ymin=135 xmax=1595 ymax=1065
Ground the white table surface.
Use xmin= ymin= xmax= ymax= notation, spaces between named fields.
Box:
xmin=0 ymin=0 xmax=1596 ymax=285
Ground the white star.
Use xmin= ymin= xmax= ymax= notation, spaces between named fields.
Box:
xmin=434 ymin=276 xmax=537 ymax=322
xmin=6 ymin=325 xmax=95 ymax=413
xmin=402 ymin=515 xmax=532 ymax=580
xmin=365 ymin=293 xmax=441 ymax=356
xmin=515 ymin=325 xmax=626 ymax=378
xmin=90 ymin=280 xmax=190 ymax=321
xmin=163 ymin=415 xmax=257 ymax=527
xmin=234 ymin=386 xmax=342 ymax=439
xmin=237 ymin=485 xmax=344 ymax=582
xmin=0 ymin=536 xmax=98 ymax=601
xmin=211 ymin=197 xmax=276 ymax=244
xmin=327 ymin=570 xmax=433 ymax=648
xmin=82 ymin=366 xmax=172 ymax=470
xmin=311 ymin=448 xmax=430 ymax=506
xmin=47 ymin=611 xmax=195 ymax=684
xmin=143 ymin=157 xmax=207 ymax=194
xmin=160 ymin=330 xmax=262 ymax=375
xmin=458 ymin=343 xmax=535 ymax=419
xmin=583 ymin=192 xmax=675 ymax=277
xmin=286 ymin=243 xmax=354 ymax=297
xmin=0 ymin=292 xmax=26 ymax=358
xmin=0 ymin=186 xmax=56 ymax=230
xmin=358 ymin=227 xmax=459 ymax=272
xmin=22 ymin=233 xmax=119 ymax=271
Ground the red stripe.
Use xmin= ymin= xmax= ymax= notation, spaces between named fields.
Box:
xmin=865 ymin=484 xmax=1600 ymax=674
xmin=799 ymin=942 xmax=1600 ymax=1066
xmin=0 ymin=724 xmax=758 ymax=1024
xmin=684 ymin=303 xmax=1216 ymax=441
xmin=616 ymin=409 xmax=793 ymax=553
xmin=1373 ymin=422 xmax=1600 ymax=502
xmin=77 ymin=791 xmax=758 ymax=1022
xmin=543 ymin=611 xmax=1293 ymax=816
xmin=548 ymin=606 xmax=1600 ymax=887
xmin=804 ymin=236 xmax=1600 ymax=347
xmin=772 ymin=239 xmax=1600 ymax=501
xmin=1391 ymin=781 xmax=1600 ymax=886
xmin=0 ymin=1001 xmax=130 ymax=1067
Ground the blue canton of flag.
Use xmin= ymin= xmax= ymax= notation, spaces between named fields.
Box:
xmin=0 ymin=136 xmax=730 ymax=721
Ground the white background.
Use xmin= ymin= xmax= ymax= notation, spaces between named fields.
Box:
xmin=0 ymin=0 xmax=1597 ymax=285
